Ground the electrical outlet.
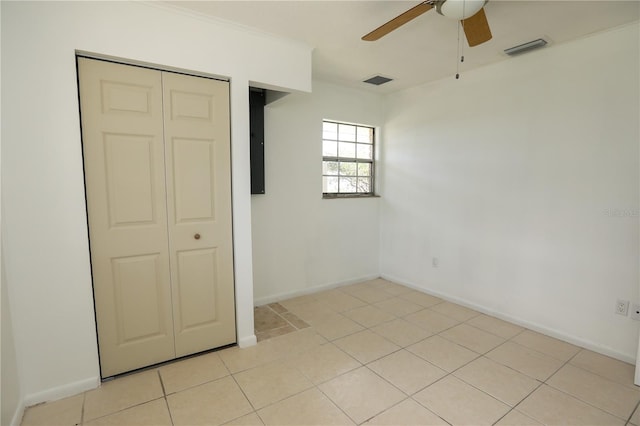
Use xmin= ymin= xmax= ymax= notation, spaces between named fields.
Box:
xmin=616 ymin=299 xmax=629 ymax=316
xmin=630 ymin=304 xmax=640 ymax=321
xmin=432 ymin=257 xmax=439 ymax=268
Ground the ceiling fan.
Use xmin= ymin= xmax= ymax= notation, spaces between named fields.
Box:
xmin=362 ymin=0 xmax=492 ymax=47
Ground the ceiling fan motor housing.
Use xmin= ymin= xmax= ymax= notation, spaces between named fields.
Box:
xmin=435 ymin=0 xmax=488 ymax=20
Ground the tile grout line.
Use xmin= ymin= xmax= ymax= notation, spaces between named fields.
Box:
xmin=355 ymin=294 xmax=555 ymax=425
xmin=449 ymin=323 xmax=639 ymax=424
xmin=237 ymin=337 xmax=353 ymax=423
xmin=269 ymin=328 xmax=401 ymax=425
xmin=79 ymin=391 xmax=86 ymax=426
xmin=502 ymin=348 xmax=580 ymax=424
xmin=228 ymin=368 xmax=260 ymax=415
xmin=433 ymin=327 xmax=505 ymax=355
xmin=518 ymin=347 xmax=632 ymax=423
xmin=163 ymin=396 xmax=175 ymax=426
xmin=266 ymin=304 xmax=295 ymax=329
xmin=565 ymin=354 xmax=640 ymax=391
xmin=354 ymin=296 xmax=485 ymax=425
xmin=625 ymin=399 xmax=640 ymax=426
xmin=272 ymin=288 xmax=434 ymax=342
xmin=255 ymin=305 xmax=292 ymax=339
xmin=490 ymin=326 xmax=578 ymax=424
xmin=477 ymin=339 xmax=541 ymax=379
xmin=256 ymin=304 xmax=311 ymax=341
xmin=459 ymin=317 xmax=523 ymax=341
xmin=157 ymin=369 xmax=167 ymax=396
xmin=543 ymin=381 xmax=636 ymax=422
xmin=83 ymin=396 xmax=167 ymax=424
xmin=278 ymin=309 xmax=310 ymax=331
xmin=309 ymin=367 xmax=362 ymax=425
xmin=156 ymin=370 xmax=176 ymax=426
xmin=334 ymin=301 xmax=421 ymax=420
xmin=491 ymin=375 xmax=546 ymax=425
xmin=411 ymin=345 xmax=545 ymax=426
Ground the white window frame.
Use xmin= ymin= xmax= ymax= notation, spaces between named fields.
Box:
xmin=322 ymin=120 xmax=376 ymax=198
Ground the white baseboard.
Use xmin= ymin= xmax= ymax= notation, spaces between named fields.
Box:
xmin=253 ymin=274 xmax=380 ymax=307
xmin=636 ymin=338 xmax=640 ymax=385
xmin=380 ymin=273 xmax=636 ymax=365
xmin=10 ymin=400 xmax=26 ymax=426
xmin=22 ymin=376 xmax=100 ymax=409
xmin=237 ymin=334 xmax=257 ymax=348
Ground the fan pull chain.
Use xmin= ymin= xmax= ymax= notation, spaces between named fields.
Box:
xmin=456 ymin=0 xmax=467 ymax=80
xmin=456 ymin=19 xmax=461 ymax=79
xmin=460 ymin=29 xmax=465 ymax=65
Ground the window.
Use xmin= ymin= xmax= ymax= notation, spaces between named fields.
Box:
xmin=322 ymin=120 xmax=375 ymax=197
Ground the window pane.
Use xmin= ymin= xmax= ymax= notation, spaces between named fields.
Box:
xmin=323 ymin=121 xmax=338 ymax=140
xmin=357 ymin=126 xmax=373 ymax=143
xmin=356 ymin=143 xmax=372 ymax=160
xmin=357 ymin=177 xmax=371 ymax=193
xmin=339 ymin=177 xmax=356 ymax=193
xmin=323 ymin=176 xmax=338 ymax=193
xmin=338 ymin=142 xmax=356 ymax=158
xmin=323 ymin=161 xmax=339 ymax=176
xmin=339 ymin=162 xmax=357 ymax=176
xmin=322 ymin=120 xmax=375 ymax=196
xmin=338 ymin=124 xmax=356 ymax=142
xmin=322 ymin=140 xmax=337 ymax=157
xmin=357 ymin=163 xmax=371 ymax=177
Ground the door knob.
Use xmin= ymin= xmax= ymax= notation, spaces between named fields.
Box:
xmin=194 ymin=233 xmax=201 ymax=240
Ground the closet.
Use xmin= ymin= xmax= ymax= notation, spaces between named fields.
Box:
xmin=78 ymin=57 xmax=236 ymax=377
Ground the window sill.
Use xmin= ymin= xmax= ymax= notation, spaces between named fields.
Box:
xmin=322 ymin=193 xmax=380 ymax=199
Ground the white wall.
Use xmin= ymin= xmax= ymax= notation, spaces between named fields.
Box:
xmin=380 ymin=23 xmax=640 ymax=362
xmin=1 ymin=0 xmax=311 ymax=412
xmin=2 ymin=4 xmax=637 ymax=421
xmin=2 ymin=253 xmax=21 ymax=426
xmin=251 ymin=81 xmax=384 ymax=304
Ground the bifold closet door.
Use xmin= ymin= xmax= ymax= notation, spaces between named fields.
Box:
xmin=78 ymin=58 xmax=176 ymax=377
xmin=79 ymin=58 xmax=236 ymax=378
xmin=162 ymin=72 xmax=236 ymax=357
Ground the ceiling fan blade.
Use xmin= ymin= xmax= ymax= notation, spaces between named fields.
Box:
xmin=362 ymin=2 xmax=433 ymax=41
xmin=461 ymin=7 xmax=492 ymax=47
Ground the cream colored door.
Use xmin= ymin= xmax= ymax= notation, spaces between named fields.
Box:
xmin=162 ymin=72 xmax=236 ymax=356
xmin=79 ymin=58 xmax=236 ymax=377
xmin=78 ymin=58 xmax=176 ymax=377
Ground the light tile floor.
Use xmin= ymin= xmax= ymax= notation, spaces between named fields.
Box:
xmin=253 ymin=303 xmax=309 ymax=342
xmin=21 ymin=278 xmax=640 ymax=425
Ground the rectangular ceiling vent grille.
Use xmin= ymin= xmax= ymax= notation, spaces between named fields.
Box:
xmin=363 ymin=75 xmax=393 ymax=86
xmin=504 ymin=38 xmax=548 ymax=56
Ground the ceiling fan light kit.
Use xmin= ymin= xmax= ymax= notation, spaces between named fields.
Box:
xmin=436 ymin=0 xmax=487 ymax=20
xmin=362 ymin=0 xmax=492 ymax=47
xmin=362 ymin=0 xmax=494 ymax=80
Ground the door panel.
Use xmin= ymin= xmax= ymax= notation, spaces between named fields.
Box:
xmin=111 ymin=254 xmax=168 ymax=344
xmin=170 ymin=90 xmax=214 ymax=121
xmin=103 ymin=133 xmax=157 ymax=227
xmin=101 ymin=81 xmax=154 ymax=115
xmin=172 ymin=138 xmax=216 ymax=223
xmin=176 ymin=248 xmax=219 ymax=331
xmin=78 ymin=58 xmax=176 ymax=377
xmin=162 ymin=72 xmax=236 ymax=357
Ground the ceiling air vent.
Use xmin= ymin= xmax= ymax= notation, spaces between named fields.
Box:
xmin=504 ymin=38 xmax=548 ymax=56
xmin=363 ymin=75 xmax=393 ymax=86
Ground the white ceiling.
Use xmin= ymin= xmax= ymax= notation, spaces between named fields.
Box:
xmin=164 ymin=1 xmax=640 ymax=93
